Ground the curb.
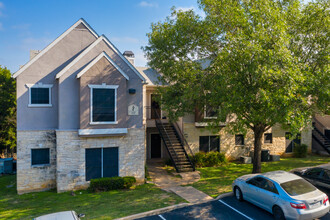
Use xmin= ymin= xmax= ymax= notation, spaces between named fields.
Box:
xmin=115 ymin=203 xmax=190 ymax=220
xmin=215 ymin=192 xmax=233 ymax=200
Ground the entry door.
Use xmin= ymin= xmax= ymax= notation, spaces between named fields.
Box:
xmin=86 ymin=147 xmax=118 ymax=181
xmin=325 ymin=130 xmax=330 ymax=140
xmin=285 ymin=132 xmax=301 ymax=153
xmin=151 ymin=134 xmax=162 ymax=158
xmin=151 ymin=94 xmax=161 ymax=119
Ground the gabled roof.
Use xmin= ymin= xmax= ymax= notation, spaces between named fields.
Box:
xmin=12 ymin=18 xmax=98 ymax=78
xmin=55 ymin=35 xmax=145 ymax=82
xmin=76 ymin=51 xmax=129 ymax=80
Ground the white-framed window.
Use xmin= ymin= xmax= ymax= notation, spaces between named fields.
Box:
xmin=88 ymin=83 xmax=118 ymax=125
xmin=26 ymin=83 xmax=53 ymax=107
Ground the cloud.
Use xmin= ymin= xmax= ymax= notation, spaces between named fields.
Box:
xmin=12 ymin=24 xmax=31 ymax=30
xmin=139 ymin=1 xmax=158 ymax=8
xmin=176 ymin=6 xmax=206 ymax=18
xmin=134 ymin=50 xmax=148 ymax=67
xmin=20 ymin=37 xmax=52 ymax=50
xmin=0 ymin=2 xmax=4 ymax=16
xmin=110 ymin=36 xmax=140 ymax=44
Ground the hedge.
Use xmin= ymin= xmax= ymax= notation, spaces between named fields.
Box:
xmin=89 ymin=176 xmax=136 ymax=192
xmin=192 ymin=151 xmax=227 ymax=167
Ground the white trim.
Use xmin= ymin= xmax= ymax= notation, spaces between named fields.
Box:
xmin=55 ymin=35 xmax=145 ymax=82
xmin=13 ymin=18 xmax=98 ymax=78
xmin=78 ymin=128 xmax=128 ymax=136
xmin=102 ymin=35 xmax=145 ymax=82
xmin=76 ymin=51 xmax=129 ymax=80
xmin=26 ymin=83 xmax=53 ymax=107
xmin=89 ymin=84 xmax=118 ymax=124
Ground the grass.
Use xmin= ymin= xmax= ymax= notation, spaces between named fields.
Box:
xmin=192 ymin=155 xmax=330 ymax=198
xmin=0 ymin=175 xmax=185 ymax=220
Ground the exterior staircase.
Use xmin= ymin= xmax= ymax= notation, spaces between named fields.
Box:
xmin=157 ymin=123 xmax=195 ymax=172
xmin=312 ymin=121 xmax=330 ymax=155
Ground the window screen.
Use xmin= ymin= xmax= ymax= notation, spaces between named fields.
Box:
xmin=92 ymin=88 xmax=115 ymax=122
xmin=264 ymin=133 xmax=273 ymax=144
xmin=31 ymin=148 xmax=50 ymax=165
xmin=31 ymin=88 xmax=50 ymax=104
xmin=235 ymin=134 xmax=244 ymax=145
xmin=199 ymin=136 xmax=220 ymax=152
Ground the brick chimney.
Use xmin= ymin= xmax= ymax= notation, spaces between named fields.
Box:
xmin=123 ymin=51 xmax=135 ymax=66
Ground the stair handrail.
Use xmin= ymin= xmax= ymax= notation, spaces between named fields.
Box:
xmin=150 ymin=107 xmax=180 ymax=172
xmin=313 ymin=117 xmax=327 ymax=134
xmin=172 ymin=122 xmax=195 ymax=171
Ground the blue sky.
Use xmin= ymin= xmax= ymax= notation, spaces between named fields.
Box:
xmin=0 ymin=0 xmax=202 ymax=73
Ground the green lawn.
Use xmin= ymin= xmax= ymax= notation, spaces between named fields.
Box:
xmin=0 ymin=175 xmax=185 ymax=220
xmin=192 ymin=155 xmax=330 ymax=198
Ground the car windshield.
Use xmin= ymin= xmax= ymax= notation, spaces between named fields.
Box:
xmin=280 ymin=179 xmax=316 ymax=196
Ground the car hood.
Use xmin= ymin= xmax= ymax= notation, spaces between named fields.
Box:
xmin=34 ymin=211 xmax=78 ymax=220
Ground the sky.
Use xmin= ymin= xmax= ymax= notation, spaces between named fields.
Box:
xmin=0 ymin=0 xmax=203 ymax=73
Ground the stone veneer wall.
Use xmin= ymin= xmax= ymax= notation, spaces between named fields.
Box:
xmin=56 ymin=128 xmax=145 ymax=192
xmin=17 ymin=130 xmax=57 ymax=194
xmin=183 ymin=123 xmax=312 ymax=159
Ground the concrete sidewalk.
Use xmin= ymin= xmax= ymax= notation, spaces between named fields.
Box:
xmin=147 ymin=159 xmax=213 ymax=203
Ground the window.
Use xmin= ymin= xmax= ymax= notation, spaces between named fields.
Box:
xmin=305 ymin=168 xmax=322 ymax=178
xmin=26 ymin=83 xmax=53 ymax=107
xmin=89 ymin=84 xmax=118 ymax=124
xmin=31 ymin=148 xmax=50 ymax=166
xmin=264 ymin=133 xmax=272 ymax=144
xmin=199 ymin=136 xmax=220 ymax=152
xmin=85 ymin=147 xmax=118 ymax=181
xmin=235 ymin=134 xmax=244 ymax=145
xmin=204 ymin=105 xmax=217 ymax=119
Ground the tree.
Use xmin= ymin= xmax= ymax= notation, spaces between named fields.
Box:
xmin=0 ymin=66 xmax=16 ymax=157
xmin=144 ymin=0 xmax=330 ymax=173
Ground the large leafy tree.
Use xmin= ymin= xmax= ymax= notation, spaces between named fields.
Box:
xmin=0 ymin=66 xmax=16 ymax=157
xmin=144 ymin=0 xmax=330 ymax=173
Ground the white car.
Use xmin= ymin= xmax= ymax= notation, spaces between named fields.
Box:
xmin=233 ymin=171 xmax=329 ymax=220
xmin=34 ymin=211 xmax=84 ymax=220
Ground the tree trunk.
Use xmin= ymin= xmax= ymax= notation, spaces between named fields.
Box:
xmin=252 ymin=125 xmax=265 ymax=173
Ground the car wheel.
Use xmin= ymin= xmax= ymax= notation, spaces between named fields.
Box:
xmin=234 ymin=186 xmax=243 ymax=202
xmin=273 ymin=206 xmax=285 ymax=220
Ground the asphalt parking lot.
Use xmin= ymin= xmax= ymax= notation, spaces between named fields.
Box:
xmin=138 ymin=193 xmax=330 ymax=220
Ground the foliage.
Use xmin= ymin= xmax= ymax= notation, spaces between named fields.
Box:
xmin=192 ymin=151 xmax=227 ymax=167
xmin=143 ymin=0 xmax=330 ymax=173
xmin=0 ymin=66 xmax=16 ymax=156
xmin=88 ymin=176 xmax=136 ymax=192
xmin=0 ymin=175 xmax=185 ymax=220
xmin=192 ymin=155 xmax=330 ymax=198
xmin=293 ymin=143 xmax=308 ymax=158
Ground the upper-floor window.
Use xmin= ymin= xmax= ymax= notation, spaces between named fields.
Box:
xmin=204 ymin=105 xmax=217 ymax=119
xmin=89 ymin=84 xmax=118 ymax=124
xmin=26 ymin=83 xmax=53 ymax=107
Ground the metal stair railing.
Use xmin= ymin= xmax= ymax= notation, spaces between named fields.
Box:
xmin=150 ymin=107 xmax=181 ymax=172
xmin=312 ymin=121 xmax=330 ymax=154
xmin=172 ymin=122 xmax=195 ymax=171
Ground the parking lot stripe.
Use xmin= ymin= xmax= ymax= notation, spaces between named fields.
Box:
xmin=218 ymin=200 xmax=254 ymax=220
xmin=158 ymin=214 xmax=166 ymax=220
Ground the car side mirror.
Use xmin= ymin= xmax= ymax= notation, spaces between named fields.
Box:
xmin=78 ymin=213 xmax=85 ymax=218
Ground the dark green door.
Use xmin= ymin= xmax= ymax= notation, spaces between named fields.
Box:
xmin=86 ymin=148 xmax=102 ymax=181
xmin=103 ymin=147 xmax=119 ymax=177
xmin=85 ymin=147 xmax=119 ymax=181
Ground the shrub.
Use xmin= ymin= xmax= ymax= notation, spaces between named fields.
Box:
xmin=293 ymin=143 xmax=308 ymax=158
xmin=89 ymin=176 xmax=136 ymax=192
xmin=192 ymin=151 xmax=227 ymax=167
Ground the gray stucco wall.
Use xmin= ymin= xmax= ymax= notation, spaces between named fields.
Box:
xmin=80 ymin=57 xmax=127 ymax=129
xmin=16 ymin=23 xmax=97 ymax=130
xmin=58 ymin=39 xmax=143 ymax=130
